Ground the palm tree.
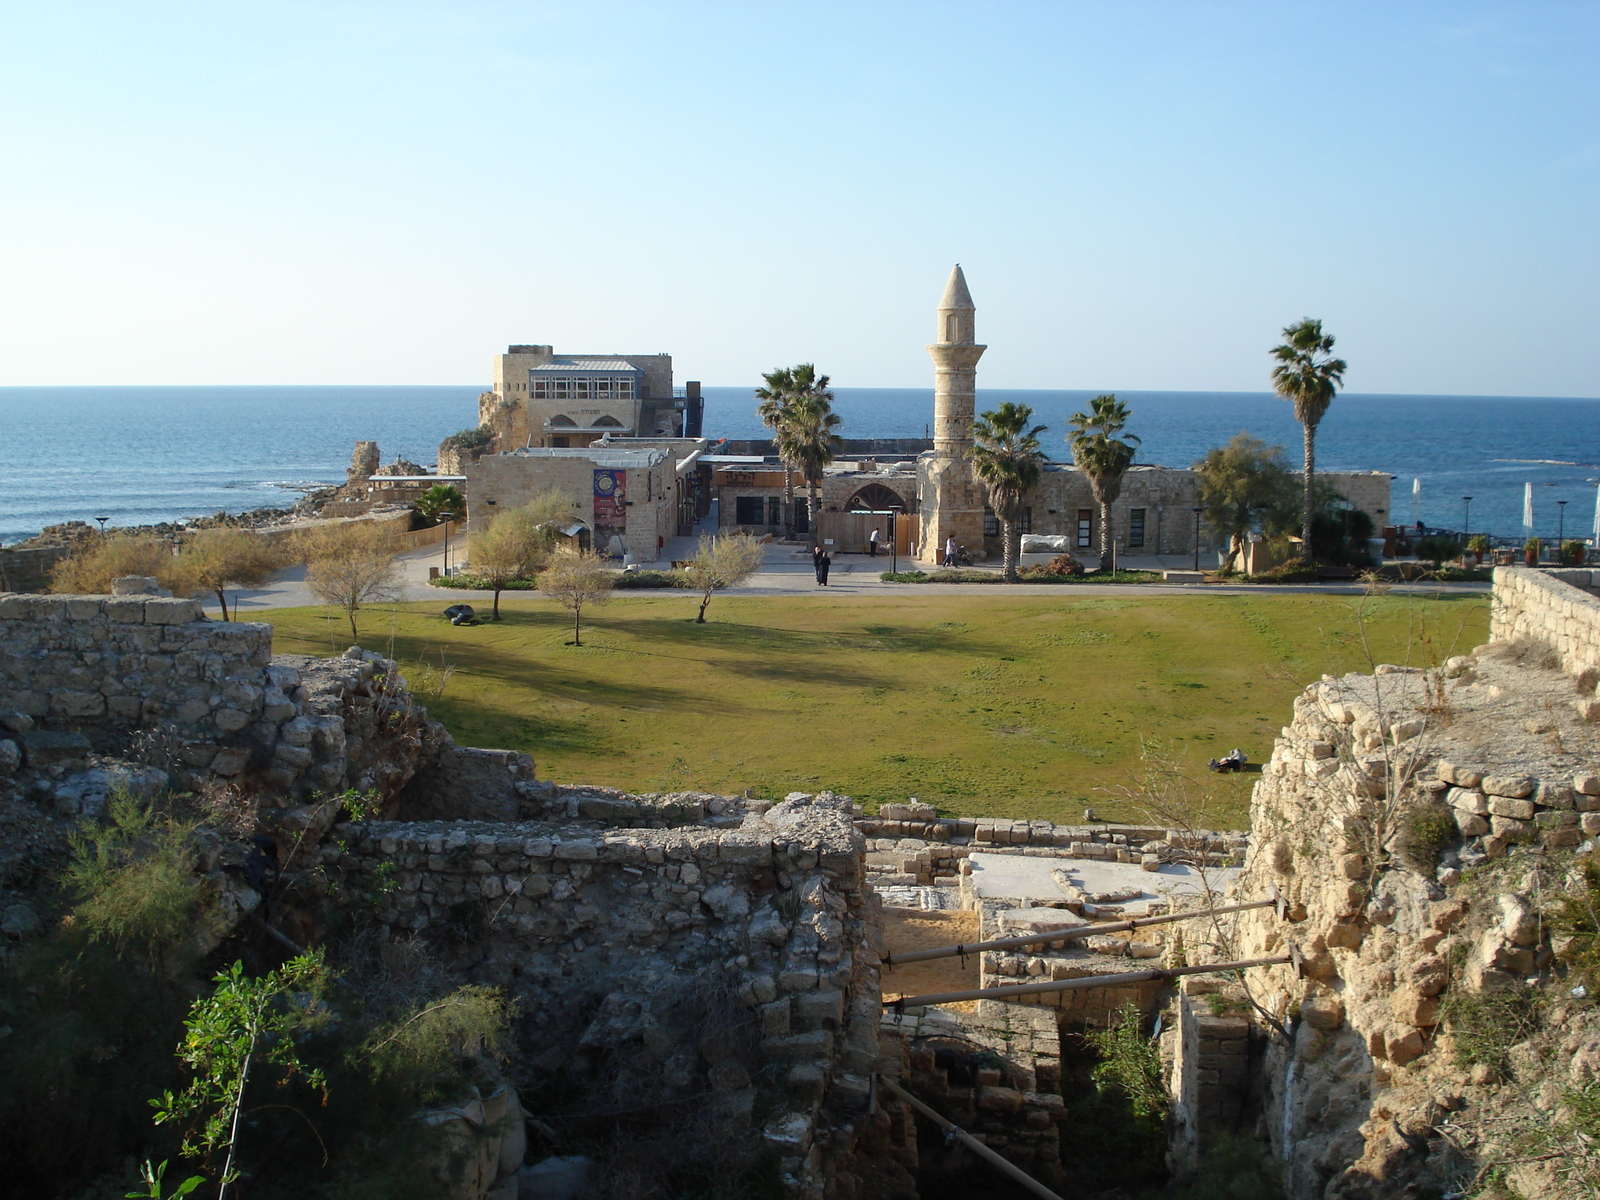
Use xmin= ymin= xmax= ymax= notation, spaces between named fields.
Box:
xmin=776 ymin=391 xmax=843 ymax=548
xmin=755 ymin=367 xmax=798 ymax=536
xmin=1067 ymin=395 xmax=1140 ymax=571
xmin=970 ymin=403 xmax=1048 ymax=582
xmin=1271 ymin=319 xmax=1347 ymax=563
xmin=755 ymin=363 xmax=833 ymax=538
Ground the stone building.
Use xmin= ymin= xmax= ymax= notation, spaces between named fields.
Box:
xmin=464 ymin=437 xmax=710 ymax=563
xmin=479 ymin=343 xmax=701 ymax=450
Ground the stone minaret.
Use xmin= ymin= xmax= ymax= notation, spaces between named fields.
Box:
xmin=919 ymin=265 xmax=988 ymax=560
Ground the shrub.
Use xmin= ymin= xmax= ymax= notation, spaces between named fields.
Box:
xmin=1549 ymin=856 xmax=1600 ymax=993
xmin=1562 ymin=539 xmax=1587 ymax=565
xmin=1397 ymin=801 xmax=1456 ymax=870
xmin=1524 ymin=536 xmax=1542 ymax=558
xmin=1416 ymin=536 xmax=1463 ymax=568
xmin=49 ymin=533 xmax=177 ymax=594
xmin=63 ymin=795 xmax=203 ymax=972
xmin=1467 ymin=534 xmax=1491 ymax=555
xmin=1044 ymin=552 xmax=1086 ymax=576
xmin=1086 ymin=1002 xmax=1167 ymax=1120
xmin=1247 ymin=563 xmax=1321 ymax=583
xmin=614 ymin=569 xmax=686 ymax=589
xmin=440 ymin=425 xmax=493 ymax=452
xmin=1439 ymin=988 xmax=1544 ymax=1079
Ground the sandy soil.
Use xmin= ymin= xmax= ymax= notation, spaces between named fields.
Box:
xmin=880 ymin=908 xmax=981 ymax=1005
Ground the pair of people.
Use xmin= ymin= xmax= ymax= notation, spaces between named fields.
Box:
xmin=1209 ymin=748 xmax=1248 ymax=773
xmin=813 ymin=545 xmax=832 ymax=586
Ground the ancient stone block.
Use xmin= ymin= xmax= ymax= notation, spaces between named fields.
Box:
xmin=1482 ymin=776 xmax=1535 ymax=799
xmin=1487 ymin=797 xmax=1535 ymax=820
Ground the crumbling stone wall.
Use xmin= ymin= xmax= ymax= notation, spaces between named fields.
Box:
xmin=332 ymin=794 xmax=888 ymax=1199
xmin=0 ymin=546 xmax=71 ymax=594
xmin=0 ymin=594 xmax=270 ymax=732
xmin=1208 ymin=628 xmax=1600 ymax=1197
xmin=0 ymin=594 xmax=453 ymax=810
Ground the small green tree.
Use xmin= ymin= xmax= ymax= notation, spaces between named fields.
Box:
xmin=172 ymin=528 xmax=283 ymax=620
xmin=538 ymin=550 xmax=614 ymax=645
xmin=678 ymin=534 xmax=765 ymax=623
xmin=969 ymin=402 xmax=1047 ymax=582
xmin=467 ymin=491 xmax=575 ymax=619
xmin=1271 ymin=319 xmax=1348 ymax=563
xmin=1068 ymin=395 xmax=1140 ymax=571
xmin=152 ymin=954 xmax=331 ymax=1198
xmin=298 ymin=522 xmax=401 ymax=641
xmin=1193 ymin=432 xmax=1299 ymax=570
xmin=412 ymin=484 xmax=466 ymax=529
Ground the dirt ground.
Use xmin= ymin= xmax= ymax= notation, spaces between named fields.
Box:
xmin=880 ymin=907 xmax=981 ymax=1006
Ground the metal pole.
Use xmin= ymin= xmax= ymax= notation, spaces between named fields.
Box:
xmin=1192 ymin=508 xmax=1203 ymax=572
xmin=1462 ymin=496 xmax=1471 ymax=542
xmin=883 ymin=896 xmax=1280 ymax=968
xmin=441 ymin=511 xmax=455 ymax=577
xmin=879 ymin=1076 xmax=1070 ymax=1200
xmin=1558 ymin=500 xmax=1568 ymax=548
xmin=884 ymin=953 xmax=1295 ymax=1010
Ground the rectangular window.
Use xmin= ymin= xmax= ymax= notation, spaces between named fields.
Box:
xmin=768 ymin=496 xmax=782 ymax=525
xmin=735 ymin=496 xmax=766 ymax=525
xmin=1019 ymin=507 xmax=1032 ymax=534
xmin=1077 ymin=509 xmax=1093 ymax=549
xmin=984 ymin=509 xmax=999 ymax=537
xmin=1129 ymin=508 xmax=1146 ymax=548
xmin=795 ymin=497 xmax=810 ymax=534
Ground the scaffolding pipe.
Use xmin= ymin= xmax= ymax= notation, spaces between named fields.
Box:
xmin=879 ymin=1075 xmax=1070 ymax=1200
xmin=883 ymin=893 xmax=1281 ymax=968
xmin=884 ymin=953 xmax=1295 ymax=1010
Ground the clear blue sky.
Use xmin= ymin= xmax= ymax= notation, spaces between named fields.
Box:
xmin=1 ymin=2 xmax=1595 ymax=395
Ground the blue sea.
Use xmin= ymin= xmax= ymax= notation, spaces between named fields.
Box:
xmin=1 ymin=385 xmax=1597 ymax=547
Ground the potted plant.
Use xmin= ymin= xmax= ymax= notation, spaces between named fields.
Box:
xmin=1467 ymin=534 xmax=1490 ymax=565
xmin=1562 ymin=539 xmax=1587 ymax=566
xmin=1524 ymin=537 xmax=1542 ymax=566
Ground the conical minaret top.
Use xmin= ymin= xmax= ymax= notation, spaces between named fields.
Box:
xmin=935 ymin=265 xmax=977 ymax=344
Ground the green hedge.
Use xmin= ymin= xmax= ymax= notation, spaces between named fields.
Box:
xmin=881 ymin=569 xmax=1163 ymax=585
xmin=429 ymin=570 xmax=688 ymax=591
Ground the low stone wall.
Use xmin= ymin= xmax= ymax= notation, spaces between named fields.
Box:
xmin=1491 ymin=565 xmax=1600 ymax=678
xmin=0 ymin=591 xmax=456 ymax=811
xmin=0 ymin=545 xmax=71 ymax=594
xmin=0 ymin=594 xmax=269 ymax=733
xmin=331 ymin=795 xmax=885 ymax=1198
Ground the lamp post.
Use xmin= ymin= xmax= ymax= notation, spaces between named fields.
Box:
xmin=889 ymin=506 xmax=902 ymax=575
xmin=1462 ymin=496 xmax=1472 ymax=543
xmin=440 ymin=511 xmax=455 ymax=577
xmin=1558 ymin=499 xmax=1568 ymax=548
xmin=94 ymin=516 xmax=109 ymax=534
xmin=1192 ymin=508 xmax=1203 ymax=572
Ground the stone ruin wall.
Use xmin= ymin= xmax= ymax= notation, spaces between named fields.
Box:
xmin=1168 ymin=567 xmax=1600 ymax=1198
xmin=331 ymin=796 xmax=899 ymax=1199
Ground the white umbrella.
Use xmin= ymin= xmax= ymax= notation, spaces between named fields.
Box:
xmin=1593 ymin=484 xmax=1600 ymax=542
xmin=1523 ymin=483 xmax=1534 ymax=531
xmin=1410 ymin=478 xmax=1421 ymax=526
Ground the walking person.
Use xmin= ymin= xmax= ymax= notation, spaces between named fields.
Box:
xmin=943 ymin=534 xmax=958 ymax=567
xmin=813 ymin=545 xmax=825 ymax=586
xmin=818 ymin=548 xmax=832 ymax=586
xmin=868 ymin=527 xmax=880 ymax=557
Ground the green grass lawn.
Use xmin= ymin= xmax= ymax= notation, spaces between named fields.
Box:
xmin=261 ymin=590 xmax=1489 ymax=828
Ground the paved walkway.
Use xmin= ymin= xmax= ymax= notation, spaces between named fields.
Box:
xmin=208 ymin=507 xmax=1491 ymax=617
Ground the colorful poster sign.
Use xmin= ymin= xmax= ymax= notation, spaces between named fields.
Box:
xmin=593 ymin=469 xmax=626 ymax=541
